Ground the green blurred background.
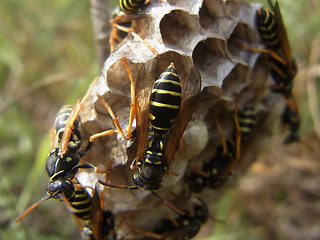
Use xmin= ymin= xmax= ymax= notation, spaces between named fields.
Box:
xmin=0 ymin=0 xmax=319 ymax=239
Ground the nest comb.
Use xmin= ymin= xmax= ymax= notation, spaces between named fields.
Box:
xmin=78 ymin=0 xmax=282 ymax=238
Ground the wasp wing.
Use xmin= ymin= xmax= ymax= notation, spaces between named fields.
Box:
xmin=59 ymin=99 xmax=81 ymax=156
xmin=134 ymin=58 xmax=158 ymax=160
xmin=164 ymin=66 xmax=201 ymax=166
xmin=268 ymin=0 xmax=295 ymax=77
xmin=90 ymin=186 xmax=103 ymax=240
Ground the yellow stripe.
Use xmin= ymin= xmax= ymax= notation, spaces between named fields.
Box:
xmin=165 ymin=72 xmax=179 ymax=78
xmin=240 ymin=126 xmax=252 ymax=132
xmin=150 ymin=101 xmax=180 ymax=109
xmin=152 ymin=89 xmax=182 ymax=97
xmin=149 ymin=113 xmax=156 ymax=120
xmin=151 ymin=125 xmax=169 ymax=131
xmin=239 ymin=118 xmax=255 ymax=124
xmin=154 ymin=79 xmax=181 ymax=86
xmin=261 ymin=31 xmax=277 ymax=40
xmin=73 ymin=206 xmax=91 ymax=213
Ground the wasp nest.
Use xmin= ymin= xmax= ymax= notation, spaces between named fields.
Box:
xmin=78 ymin=0 xmax=281 ymax=239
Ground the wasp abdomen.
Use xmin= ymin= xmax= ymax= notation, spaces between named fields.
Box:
xmin=149 ymin=63 xmax=182 ymax=134
xmin=70 ymin=181 xmax=92 ymax=220
xmin=55 ymin=105 xmax=81 ymax=150
xmin=256 ymin=8 xmax=280 ymax=50
xmin=238 ymin=104 xmax=256 ymax=139
xmin=119 ymin=0 xmax=147 ymax=14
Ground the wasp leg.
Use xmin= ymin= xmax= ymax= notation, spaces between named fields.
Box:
xmin=214 ymin=117 xmax=227 ymax=156
xmin=90 ymin=57 xmax=137 ymax=142
xmin=233 ymin=94 xmax=242 ymax=160
xmin=235 ymin=40 xmax=287 ymax=66
xmin=110 ymin=15 xmax=159 ymax=56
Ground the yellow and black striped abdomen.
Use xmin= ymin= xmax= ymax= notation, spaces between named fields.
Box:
xmin=238 ymin=104 xmax=255 ymax=138
xmin=55 ymin=105 xmax=74 ymax=143
xmin=54 ymin=105 xmax=81 ymax=149
xmin=149 ymin=63 xmax=182 ymax=134
xmin=256 ymin=8 xmax=280 ymax=50
xmin=69 ymin=182 xmax=92 ymax=220
xmin=119 ymin=0 xmax=146 ymax=14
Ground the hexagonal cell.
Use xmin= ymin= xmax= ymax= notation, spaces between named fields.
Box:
xmin=227 ymin=21 xmax=261 ymax=66
xmin=166 ymin=0 xmax=203 ymax=14
xmin=192 ymin=37 xmax=235 ymax=88
xmin=106 ymin=58 xmax=143 ymax=97
xmin=200 ymin=0 xmax=228 ymax=19
xmin=221 ymin=63 xmax=250 ymax=98
xmin=160 ymin=10 xmax=202 ymax=53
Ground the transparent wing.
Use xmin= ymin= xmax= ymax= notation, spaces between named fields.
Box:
xmin=268 ymin=0 xmax=295 ymax=76
xmin=134 ymin=58 xmax=158 ymax=160
xmin=164 ymin=66 xmax=201 ymax=166
xmin=90 ymin=186 xmax=103 ymax=240
xmin=59 ymin=99 xmax=81 ymax=156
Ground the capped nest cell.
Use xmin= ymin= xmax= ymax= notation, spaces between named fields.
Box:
xmin=76 ymin=0 xmax=282 ymax=239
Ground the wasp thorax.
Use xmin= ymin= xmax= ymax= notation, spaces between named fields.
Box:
xmin=134 ymin=136 xmax=166 ymax=190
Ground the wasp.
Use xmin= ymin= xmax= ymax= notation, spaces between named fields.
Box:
xmin=152 ymin=199 xmax=208 ymax=240
xmin=256 ymin=1 xmax=300 ymax=143
xmin=92 ymin=57 xmax=201 ymax=191
xmin=188 ymin=102 xmax=255 ymax=193
xmin=16 ymin=80 xmax=98 ymax=222
xmin=46 ymin=101 xmax=94 ymax=183
xmin=188 ymin=141 xmax=235 ymax=192
xmin=130 ymin=56 xmax=201 ymax=191
xmin=91 ymin=56 xmax=200 ymax=215
xmin=132 ymin=59 xmax=201 ymax=190
xmin=256 ymin=0 xmax=297 ymax=96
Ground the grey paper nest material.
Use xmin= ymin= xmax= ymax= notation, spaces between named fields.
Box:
xmin=78 ymin=0 xmax=280 ymax=238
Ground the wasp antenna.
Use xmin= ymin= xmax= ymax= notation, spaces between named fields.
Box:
xmin=151 ymin=191 xmax=185 ymax=215
xmin=98 ymin=180 xmax=138 ymax=190
xmin=15 ymin=196 xmax=51 ymax=223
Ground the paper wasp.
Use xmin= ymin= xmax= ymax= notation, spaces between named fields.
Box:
xmin=255 ymin=0 xmax=300 ymax=143
xmin=151 ymin=198 xmax=208 ymax=239
xmin=188 ymin=140 xmax=235 ymax=193
xmin=16 ymin=80 xmax=98 ymax=222
xmin=90 ymin=54 xmax=200 ymax=214
xmin=188 ymin=102 xmax=255 ymax=192
xmin=91 ymin=55 xmax=201 ymax=190
xmin=255 ymin=0 xmax=297 ymax=96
